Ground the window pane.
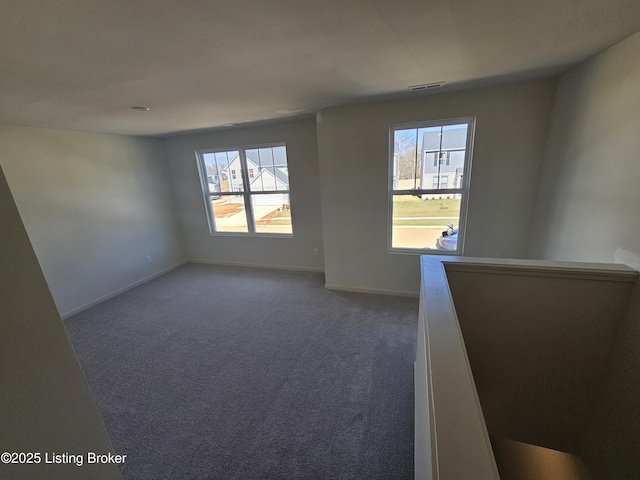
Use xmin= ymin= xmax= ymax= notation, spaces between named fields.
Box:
xmin=246 ymin=146 xmax=289 ymax=192
xmin=391 ymin=194 xmax=461 ymax=250
xmin=272 ymin=146 xmax=288 ymax=166
xmin=257 ymin=147 xmax=274 ymax=167
xmin=275 ymin=166 xmax=289 ymax=191
xmin=421 ymin=124 xmax=467 ymax=190
xmin=393 ymin=128 xmax=419 ymax=190
xmin=212 ymin=150 xmax=243 ymax=193
xmin=202 ymin=153 xmax=222 ymax=194
xmin=211 ymin=196 xmax=248 ymax=233
xmin=251 ymin=194 xmax=292 ymax=234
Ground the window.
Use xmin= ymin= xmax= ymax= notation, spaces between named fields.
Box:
xmin=389 ymin=117 xmax=475 ymax=253
xmin=432 ymin=151 xmax=450 ymax=167
xmin=431 ymin=175 xmax=449 ymax=189
xmin=196 ymin=144 xmax=292 ymax=235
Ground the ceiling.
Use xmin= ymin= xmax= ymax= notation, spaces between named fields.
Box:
xmin=1 ymin=0 xmax=639 ymax=137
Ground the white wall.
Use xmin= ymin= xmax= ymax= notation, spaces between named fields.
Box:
xmin=164 ymin=119 xmax=325 ymax=271
xmin=316 ymin=80 xmax=556 ymax=295
xmin=528 ymin=31 xmax=640 ymax=262
xmin=0 ymin=126 xmax=187 ymax=317
xmin=0 ymin=167 xmax=122 ymax=480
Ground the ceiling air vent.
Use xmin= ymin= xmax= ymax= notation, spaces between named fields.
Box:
xmin=409 ymin=82 xmax=445 ymax=92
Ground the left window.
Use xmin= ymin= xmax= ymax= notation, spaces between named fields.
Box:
xmin=196 ymin=144 xmax=292 ymax=235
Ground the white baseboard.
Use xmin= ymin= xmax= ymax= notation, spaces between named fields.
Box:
xmin=60 ymin=260 xmax=189 ymax=319
xmin=324 ymin=283 xmax=419 ymax=298
xmin=190 ymin=259 xmax=325 ymax=273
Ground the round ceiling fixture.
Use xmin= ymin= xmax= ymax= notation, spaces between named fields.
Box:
xmin=131 ymin=106 xmax=150 ymax=111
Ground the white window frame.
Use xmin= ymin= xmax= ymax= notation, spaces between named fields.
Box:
xmin=388 ymin=117 xmax=475 ymax=255
xmin=195 ymin=142 xmax=293 ymax=237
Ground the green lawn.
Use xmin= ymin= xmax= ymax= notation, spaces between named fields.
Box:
xmin=267 ymin=219 xmax=292 ymax=225
xmin=393 ymin=197 xmax=461 ymax=226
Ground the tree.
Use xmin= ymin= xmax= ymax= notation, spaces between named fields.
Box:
xmin=395 ymin=129 xmax=422 ymax=185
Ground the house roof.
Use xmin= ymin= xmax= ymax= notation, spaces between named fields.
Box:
xmin=272 ymin=167 xmax=289 ymax=185
xmin=254 ymin=167 xmax=289 ymax=188
xmin=221 ymin=152 xmax=289 ymax=187
xmin=422 ymin=127 xmax=468 ymax=152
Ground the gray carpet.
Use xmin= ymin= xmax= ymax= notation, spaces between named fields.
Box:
xmin=64 ymin=263 xmax=418 ymax=479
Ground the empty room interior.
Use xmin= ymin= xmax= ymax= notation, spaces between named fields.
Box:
xmin=2 ymin=1 xmax=640 ymax=479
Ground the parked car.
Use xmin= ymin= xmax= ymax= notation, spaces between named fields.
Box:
xmin=436 ymin=222 xmax=458 ymax=250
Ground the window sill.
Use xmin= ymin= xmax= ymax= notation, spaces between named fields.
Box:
xmin=208 ymin=232 xmax=294 ymax=239
xmin=388 ymin=248 xmax=462 ymax=256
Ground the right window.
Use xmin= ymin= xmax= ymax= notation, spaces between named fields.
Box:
xmin=389 ymin=117 xmax=475 ymax=253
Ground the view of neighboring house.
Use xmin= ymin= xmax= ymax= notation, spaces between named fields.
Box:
xmin=391 ymin=124 xmax=468 ymax=198
xmin=420 ymin=124 xmax=467 ymax=192
xmin=204 ymin=146 xmax=290 ymax=207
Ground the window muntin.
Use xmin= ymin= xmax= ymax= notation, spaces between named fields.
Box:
xmin=389 ymin=118 xmax=474 ymax=253
xmin=197 ymin=144 xmax=292 ymax=236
